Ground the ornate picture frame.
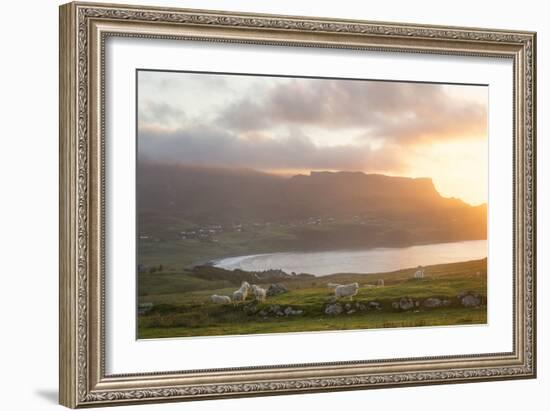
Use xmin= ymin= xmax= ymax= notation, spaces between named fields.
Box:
xmin=59 ymin=2 xmax=536 ymax=408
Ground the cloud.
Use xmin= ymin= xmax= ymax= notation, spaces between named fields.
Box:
xmin=137 ymin=73 xmax=487 ymax=177
xmin=138 ymin=101 xmax=186 ymax=127
xmin=218 ymin=79 xmax=487 ymax=144
xmin=138 ymin=125 xmax=405 ymax=173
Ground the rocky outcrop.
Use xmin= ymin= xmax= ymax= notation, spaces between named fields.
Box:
xmin=266 ymin=283 xmax=289 ymax=297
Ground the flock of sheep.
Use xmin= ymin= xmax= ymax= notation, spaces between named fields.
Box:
xmin=210 ymin=281 xmax=266 ymax=305
xmin=210 ymin=280 xmax=363 ymax=305
xmin=210 ymin=266 xmax=428 ymax=305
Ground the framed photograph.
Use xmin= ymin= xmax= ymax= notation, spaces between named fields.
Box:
xmin=59 ymin=2 xmax=537 ymax=408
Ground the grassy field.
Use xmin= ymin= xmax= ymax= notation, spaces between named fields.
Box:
xmin=138 ymin=258 xmax=487 ymax=339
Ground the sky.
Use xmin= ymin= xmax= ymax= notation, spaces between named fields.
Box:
xmin=137 ymin=70 xmax=488 ymax=206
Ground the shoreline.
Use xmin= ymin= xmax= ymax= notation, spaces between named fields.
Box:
xmin=210 ymin=239 xmax=488 ymax=277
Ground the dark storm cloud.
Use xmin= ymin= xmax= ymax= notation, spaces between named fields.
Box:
xmin=138 ymin=125 xmax=405 ymax=172
xmin=218 ymin=79 xmax=487 ymax=143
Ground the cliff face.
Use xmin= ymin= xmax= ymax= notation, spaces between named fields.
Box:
xmin=137 ymin=163 xmax=487 ymax=248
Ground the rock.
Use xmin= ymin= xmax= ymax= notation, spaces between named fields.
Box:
xmin=268 ymin=305 xmax=281 ymax=314
xmin=423 ymin=298 xmax=442 ymax=308
xmin=345 ymin=303 xmax=352 ymax=311
xmin=415 ymin=301 xmax=420 ymax=307
xmin=276 ymin=310 xmax=285 ymax=316
xmin=442 ymin=299 xmax=451 ymax=306
xmin=347 ymin=309 xmax=356 ymax=314
xmin=392 ymin=302 xmax=400 ymax=310
xmin=325 ymin=303 xmax=343 ymax=315
xmin=368 ymin=301 xmax=381 ymax=310
xmin=356 ymin=303 xmax=368 ymax=311
xmin=246 ymin=304 xmax=259 ymax=314
xmin=461 ymin=293 xmax=481 ymax=307
xmin=399 ymin=297 xmax=415 ymax=311
xmin=258 ymin=310 xmax=267 ymax=316
xmin=283 ymin=307 xmax=304 ymax=316
xmin=266 ymin=283 xmax=289 ymax=297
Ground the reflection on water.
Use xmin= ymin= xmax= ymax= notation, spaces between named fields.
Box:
xmin=214 ymin=240 xmax=487 ymax=277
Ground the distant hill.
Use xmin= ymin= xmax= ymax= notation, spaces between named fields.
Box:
xmin=137 ymin=163 xmax=486 ymax=251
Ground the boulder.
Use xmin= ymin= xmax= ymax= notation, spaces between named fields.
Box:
xmin=423 ymin=298 xmax=442 ymax=308
xmin=399 ymin=297 xmax=415 ymax=311
xmin=460 ymin=293 xmax=482 ymax=307
xmin=283 ymin=306 xmax=304 ymax=316
xmin=368 ymin=301 xmax=381 ymax=310
xmin=284 ymin=306 xmax=294 ymax=316
xmin=356 ymin=302 xmax=368 ymax=311
xmin=266 ymin=283 xmax=289 ymax=297
xmin=247 ymin=305 xmax=259 ymax=314
xmin=325 ymin=303 xmax=343 ymax=315
xmin=267 ymin=304 xmax=281 ymax=314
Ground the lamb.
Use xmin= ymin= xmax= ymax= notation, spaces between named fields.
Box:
xmin=251 ymin=284 xmax=267 ymax=301
xmin=232 ymin=281 xmax=250 ymax=303
xmin=329 ymin=282 xmax=359 ymax=300
xmin=210 ymin=294 xmax=231 ymax=304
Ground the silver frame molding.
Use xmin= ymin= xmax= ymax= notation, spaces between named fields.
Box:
xmin=59 ymin=2 xmax=537 ymax=408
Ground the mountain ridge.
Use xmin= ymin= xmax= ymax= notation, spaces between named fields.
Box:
xmin=137 ymin=163 xmax=486 ymax=254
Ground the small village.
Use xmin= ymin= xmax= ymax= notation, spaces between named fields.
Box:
xmin=139 ymin=215 xmax=372 ymax=244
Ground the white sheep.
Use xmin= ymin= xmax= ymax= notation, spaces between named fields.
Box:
xmin=251 ymin=284 xmax=267 ymax=301
xmin=329 ymin=282 xmax=359 ymax=300
xmin=210 ymin=294 xmax=231 ymax=304
xmin=414 ymin=268 xmax=425 ymax=279
xmin=232 ymin=281 xmax=250 ymax=303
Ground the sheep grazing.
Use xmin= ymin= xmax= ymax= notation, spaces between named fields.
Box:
xmin=414 ymin=267 xmax=425 ymax=279
xmin=251 ymin=284 xmax=267 ymax=301
xmin=232 ymin=281 xmax=250 ymax=303
xmin=329 ymin=282 xmax=359 ymax=300
xmin=210 ymin=294 xmax=231 ymax=304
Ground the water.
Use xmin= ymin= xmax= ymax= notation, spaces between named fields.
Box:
xmin=213 ymin=240 xmax=487 ymax=277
